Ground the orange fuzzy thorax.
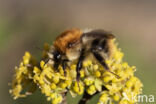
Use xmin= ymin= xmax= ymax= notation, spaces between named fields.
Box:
xmin=54 ymin=28 xmax=82 ymax=53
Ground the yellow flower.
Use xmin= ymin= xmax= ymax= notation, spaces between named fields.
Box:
xmin=10 ymin=40 xmax=143 ymax=104
xmin=80 ymin=70 xmax=85 ymax=78
xmin=87 ymin=85 xmax=96 ymax=95
xmin=52 ymin=74 xmax=60 ymax=84
xmin=93 ymin=65 xmax=99 ymax=70
xmin=10 ymin=52 xmax=37 ymax=99
xmin=94 ymin=70 xmax=101 ymax=77
xmin=83 ymin=60 xmax=92 ymax=67
xmin=33 ymin=66 xmax=41 ymax=74
xmin=113 ymin=94 xmax=120 ymax=101
xmin=119 ymin=99 xmax=129 ymax=104
xmin=84 ymin=78 xmax=94 ymax=86
xmin=23 ymin=52 xmax=31 ymax=65
xmin=72 ymin=81 xmax=84 ymax=95
xmin=99 ymin=93 xmax=109 ymax=103
xmin=60 ymin=83 xmax=67 ymax=89
xmin=52 ymin=95 xmax=63 ymax=104
xmin=50 ymin=83 xmax=56 ymax=89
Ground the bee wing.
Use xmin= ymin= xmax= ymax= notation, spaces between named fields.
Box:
xmin=82 ymin=29 xmax=115 ymax=40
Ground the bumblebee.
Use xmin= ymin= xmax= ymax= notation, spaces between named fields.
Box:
xmin=46 ymin=28 xmax=119 ymax=80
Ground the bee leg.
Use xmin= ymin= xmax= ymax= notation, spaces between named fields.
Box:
xmin=54 ymin=62 xmax=60 ymax=72
xmin=44 ymin=57 xmax=60 ymax=72
xmin=43 ymin=57 xmax=50 ymax=64
xmin=91 ymin=50 xmax=120 ymax=78
xmin=62 ymin=59 xmax=69 ymax=76
xmin=76 ymin=49 xmax=85 ymax=81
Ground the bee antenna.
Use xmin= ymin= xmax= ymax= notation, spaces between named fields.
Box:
xmin=33 ymin=45 xmax=43 ymax=51
xmin=107 ymin=70 xmax=120 ymax=79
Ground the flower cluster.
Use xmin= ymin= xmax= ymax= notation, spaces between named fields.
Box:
xmin=9 ymin=52 xmax=37 ymax=99
xmin=10 ymin=40 xmax=143 ymax=104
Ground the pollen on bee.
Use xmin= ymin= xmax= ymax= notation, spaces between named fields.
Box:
xmin=47 ymin=52 xmax=53 ymax=59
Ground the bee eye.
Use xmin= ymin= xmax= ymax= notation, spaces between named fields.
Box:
xmin=68 ymin=43 xmax=72 ymax=48
xmin=97 ymin=46 xmax=103 ymax=50
xmin=57 ymin=54 xmax=61 ymax=59
xmin=53 ymin=51 xmax=61 ymax=60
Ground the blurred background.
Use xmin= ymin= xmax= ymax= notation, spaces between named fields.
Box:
xmin=0 ymin=0 xmax=156 ymax=104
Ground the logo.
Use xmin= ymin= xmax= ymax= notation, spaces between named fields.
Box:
xmin=122 ymin=92 xmax=155 ymax=103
